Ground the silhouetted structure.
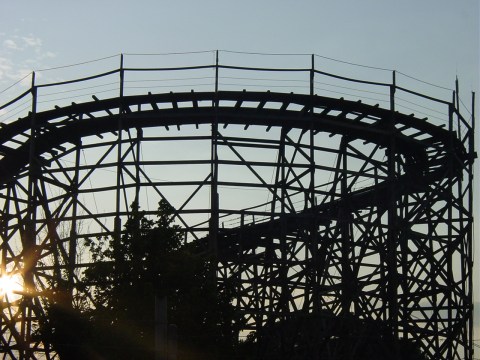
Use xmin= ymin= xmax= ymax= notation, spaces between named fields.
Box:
xmin=0 ymin=51 xmax=475 ymax=359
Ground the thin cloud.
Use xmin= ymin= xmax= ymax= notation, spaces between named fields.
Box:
xmin=0 ymin=33 xmax=55 ymax=90
xmin=40 ymin=51 xmax=56 ymax=60
xmin=0 ymin=55 xmax=34 ymax=92
xmin=0 ymin=57 xmax=13 ymax=80
xmin=22 ymin=36 xmax=42 ymax=49
xmin=4 ymin=39 xmax=20 ymax=50
xmin=1 ymin=35 xmax=44 ymax=54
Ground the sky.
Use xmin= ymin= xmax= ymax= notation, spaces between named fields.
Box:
xmin=0 ymin=0 xmax=479 ymax=348
xmin=0 ymin=1 xmax=478 ymax=91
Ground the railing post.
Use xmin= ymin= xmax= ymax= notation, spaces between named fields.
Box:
xmin=455 ymin=77 xmax=461 ymax=136
xmin=120 ymin=53 xmax=125 ymax=99
xmin=450 ymin=91 xmax=455 ymax=132
xmin=215 ymin=50 xmax=219 ymax=95
xmin=471 ymin=92 xmax=475 ymax=157
xmin=310 ymin=54 xmax=314 ymax=98
xmin=390 ymin=70 xmax=396 ymax=112
xmin=210 ymin=50 xmax=219 ymax=255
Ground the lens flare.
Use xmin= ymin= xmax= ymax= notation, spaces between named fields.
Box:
xmin=0 ymin=273 xmax=22 ymax=298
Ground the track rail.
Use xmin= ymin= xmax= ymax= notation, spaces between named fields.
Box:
xmin=0 ymin=91 xmax=465 ymax=184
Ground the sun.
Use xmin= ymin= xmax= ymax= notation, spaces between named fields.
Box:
xmin=0 ymin=273 xmax=23 ymax=298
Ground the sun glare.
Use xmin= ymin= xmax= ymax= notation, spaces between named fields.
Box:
xmin=0 ymin=274 xmax=22 ymax=298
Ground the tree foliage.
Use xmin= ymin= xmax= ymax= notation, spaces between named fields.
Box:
xmin=37 ymin=200 xmax=427 ymax=360
xmin=40 ymin=200 xmax=239 ymax=359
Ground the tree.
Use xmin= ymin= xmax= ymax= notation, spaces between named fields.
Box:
xmin=36 ymin=282 xmax=94 ymax=360
xmin=40 ymin=200 xmax=240 ymax=359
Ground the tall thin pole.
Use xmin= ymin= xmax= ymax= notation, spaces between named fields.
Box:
xmin=21 ymin=71 xmax=38 ymax=360
xmin=390 ymin=71 xmax=396 ymax=112
xmin=340 ymin=136 xmax=351 ymax=315
xmin=460 ymin=97 xmax=475 ymax=360
xmin=68 ymin=141 xmax=81 ymax=286
xmin=135 ymin=128 xmax=143 ymax=205
xmin=470 ymin=92 xmax=475 ymax=156
xmin=456 ymin=77 xmax=461 ymax=136
xmin=210 ymin=50 xmax=219 ymax=255
xmin=310 ymin=54 xmax=314 ymax=99
xmin=308 ymin=54 xmax=318 ymax=312
xmin=309 ymin=54 xmax=315 ymax=208
xmin=467 ymin=91 xmax=475 ymax=360
xmin=114 ymin=54 xmax=124 ymax=252
xmin=387 ymin=70 xmax=400 ymax=357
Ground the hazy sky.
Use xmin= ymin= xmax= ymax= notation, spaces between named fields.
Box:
xmin=1 ymin=0 xmax=479 ymax=342
xmin=0 ymin=1 xmax=478 ymax=91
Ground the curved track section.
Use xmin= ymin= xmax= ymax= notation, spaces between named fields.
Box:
xmin=0 ymin=59 xmax=475 ymax=360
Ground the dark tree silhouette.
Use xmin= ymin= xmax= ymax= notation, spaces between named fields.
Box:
xmin=36 ymin=201 xmax=426 ymax=360
xmin=39 ymin=200 xmax=240 ymax=360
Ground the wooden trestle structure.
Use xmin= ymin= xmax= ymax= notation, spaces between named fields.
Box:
xmin=0 ymin=52 xmax=475 ymax=359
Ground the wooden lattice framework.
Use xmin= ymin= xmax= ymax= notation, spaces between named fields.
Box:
xmin=0 ymin=52 xmax=475 ymax=359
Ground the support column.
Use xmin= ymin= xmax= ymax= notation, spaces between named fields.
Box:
xmin=279 ymin=126 xmax=288 ymax=360
xmin=21 ymin=72 xmax=38 ymax=360
xmin=135 ymin=128 xmax=143 ymax=205
xmin=447 ymin=100 xmax=455 ymax=360
xmin=210 ymin=50 xmax=219 ymax=255
xmin=308 ymin=54 xmax=318 ymax=313
xmin=68 ymin=141 xmax=82 ymax=287
xmin=114 ymin=55 xmax=125 ymax=248
xmin=387 ymin=72 xmax=400 ymax=355
xmin=339 ymin=136 xmax=352 ymax=315
xmin=466 ymin=92 xmax=475 ymax=360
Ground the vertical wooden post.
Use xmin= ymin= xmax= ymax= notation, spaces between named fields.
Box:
xmin=387 ymin=70 xmax=400 ymax=352
xmin=447 ymin=102 xmax=455 ymax=360
xmin=310 ymin=54 xmax=314 ymax=99
xmin=215 ymin=50 xmax=219 ymax=94
xmin=470 ymin=92 xmax=475 ymax=157
xmin=120 ymin=53 xmax=125 ymax=99
xmin=309 ymin=54 xmax=315 ymax=208
xmin=210 ymin=51 xmax=219 ymax=255
xmin=115 ymin=54 xmax=124 ymax=252
xmin=390 ymin=71 xmax=396 ymax=112
xmin=340 ymin=136 xmax=351 ymax=315
xmin=68 ymin=141 xmax=81 ymax=286
xmin=135 ymin=128 xmax=143 ymax=205
xmin=456 ymin=77 xmax=461 ymax=136
xmin=21 ymin=71 xmax=38 ymax=360
xmin=467 ymin=91 xmax=475 ymax=360
xmin=308 ymin=54 xmax=318 ymax=312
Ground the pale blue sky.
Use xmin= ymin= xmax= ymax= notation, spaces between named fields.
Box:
xmin=1 ymin=0 xmax=479 ymax=341
xmin=0 ymin=1 xmax=478 ymax=91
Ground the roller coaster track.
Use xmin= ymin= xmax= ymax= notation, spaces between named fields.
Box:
xmin=0 ymin=90 xmax=468 ymax=247
xmin=0 ymin=53 xmax=475 ymax=359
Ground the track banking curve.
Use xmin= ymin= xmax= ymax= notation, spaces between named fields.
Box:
xmin=0 ymin=53 xmax=475 ymax=360
xmin=0 ymin=90 xmax=468 ymax=244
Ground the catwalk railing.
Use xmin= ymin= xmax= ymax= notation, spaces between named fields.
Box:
xmin=0 ymin=50 xmax=474 ymax=132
